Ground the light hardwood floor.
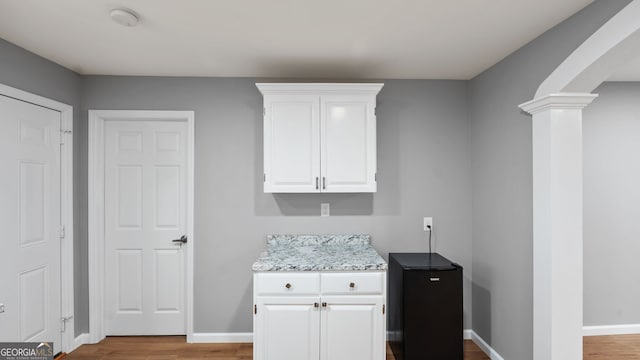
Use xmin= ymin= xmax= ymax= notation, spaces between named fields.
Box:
xmin=65 ymin=335 xmax=640 ymax=360
xmin=584 ymin=334 xmax=640 ymax=359
xmin=65 ymin=336 xmax=486 ymax=360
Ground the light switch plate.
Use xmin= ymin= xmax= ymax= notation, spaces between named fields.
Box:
xmin=321 ymin=203 xmax=330 ymax=217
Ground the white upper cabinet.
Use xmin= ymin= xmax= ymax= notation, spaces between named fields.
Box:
xmin=258 ymin=83 xmax=383 ymax=193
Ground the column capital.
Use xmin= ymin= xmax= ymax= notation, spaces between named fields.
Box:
xmin=519 ymin=93 xmax=598 ymax=115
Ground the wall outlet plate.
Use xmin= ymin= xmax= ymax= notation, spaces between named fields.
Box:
xmin=0 ymin=304 xmax=5 ymax=313
xmin=423 ymin=217 xmax=433 ymax=231
xmin=321 ymin=203 xmax=330 ymax=217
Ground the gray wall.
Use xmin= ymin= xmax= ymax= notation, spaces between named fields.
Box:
xmin=583 ymin=81 xmax=640 ymax=326
xmin=80 ymin=77 xmax=473 ymax=333
xmin=468 ymin=1 xmax=633 ymax=359
xmin=0 ymin=38 xmax=87 ymax=333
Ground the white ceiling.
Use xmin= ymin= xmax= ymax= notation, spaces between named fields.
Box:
xmin=0 ymin=0 xmax=618 ymax=80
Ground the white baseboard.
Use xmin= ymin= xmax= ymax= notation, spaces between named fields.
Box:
xmin=583 ymin=324 xmax=640 ymax=336
xmin=72 ymin=333 xmax=90 ymax=352
xmin=470 ymin=330 xmax=505 ymax=360
xmin=189 ymin=332 xmax=253 ymax=343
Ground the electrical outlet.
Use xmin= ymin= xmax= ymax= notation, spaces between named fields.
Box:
xmin=0 ymin=304 xmax=5 ymax=313
xmin=423 ymin=217 xmax=433 ymax=231
xmin=321 ymin=203 xmax=330 ymax=217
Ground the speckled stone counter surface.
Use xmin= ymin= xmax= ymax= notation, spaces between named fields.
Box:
xmin=252 ymin=234 xmax=388 ymax=272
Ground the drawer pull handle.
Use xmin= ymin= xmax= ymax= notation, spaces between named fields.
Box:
xmin=285 ymin=283 xmax=292 ymax=289
xmin=349 ymin=282 xmax=356 ymax=288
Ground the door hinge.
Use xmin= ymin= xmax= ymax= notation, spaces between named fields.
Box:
xmin=59 ymin=225 xmax=66 ymax=239
xmin=375 ymin=173 xmax=377 ymax=182
xmin=254 ymin=304 xmax=257 ymax=314
xmin=60 ymin=316 xmax=73 ymax=333
xmin=60 ymin=129 xmax=72 ymax=145
xmin=263 ymin=173 xmax=266 ymax=182
xmin=382 ymin=304 xmax=385 ymax=314
xmin=263 ymin=108 xmax=266 ymax=116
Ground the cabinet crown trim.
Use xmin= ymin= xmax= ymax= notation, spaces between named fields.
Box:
xmin=256 ymin=83 xmax=384 ymax=95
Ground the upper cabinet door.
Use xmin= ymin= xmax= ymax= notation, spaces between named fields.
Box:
xmin=321 ymin=95 xmax=376 ymax=193
xmin=264 ymin=95 xmax=320 ymax=193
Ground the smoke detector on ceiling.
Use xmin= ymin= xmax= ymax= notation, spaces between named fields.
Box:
xmin=110 ymin=8 xmax=139 ymax=27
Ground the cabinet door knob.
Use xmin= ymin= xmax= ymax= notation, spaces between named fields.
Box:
xmin=314 ymin=302 xmax=319 ymax=308
xmin=285 ymin=283 xmax=292 ymax=289
xmin=349 ymin=282 xmax=356 ymax=288
xmin=322 ymin=302 xmax=327 ymax=308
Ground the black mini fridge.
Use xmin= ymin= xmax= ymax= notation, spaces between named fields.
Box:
xmin=389 ymin=253 xmax=463 ymax=360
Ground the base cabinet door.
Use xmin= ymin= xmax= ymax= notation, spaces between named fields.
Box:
xmin=255 ymin=297 xmax=320 ymax=360
xmin=320 ymin=296 xmax=385 ymax=360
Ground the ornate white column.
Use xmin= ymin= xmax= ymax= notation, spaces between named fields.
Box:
xmin=520 ymin=93 xmax=597 ymax=360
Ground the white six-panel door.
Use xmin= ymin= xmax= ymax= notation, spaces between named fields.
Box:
xmin=0 ymin=95 xmax=61 ymax=352
xmin=104 ymin=120 xmax=187 ymax=335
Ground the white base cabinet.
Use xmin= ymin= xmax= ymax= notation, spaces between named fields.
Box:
xmin=253 ymin=271 xmax=387 ymax=360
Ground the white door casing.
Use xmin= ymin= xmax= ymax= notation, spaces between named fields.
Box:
xmin=89 ymin=110 xmax=195 ymax=342
xmin=0 ymin=95 xmax=61 ymax=352
xmin=104 ymin=120 xmax=187 ymax=335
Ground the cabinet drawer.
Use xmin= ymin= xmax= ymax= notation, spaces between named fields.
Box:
xmin=321 ymin=272 xmax=383 ymax=295
xmin=255 ymin=273 xmax=320 ymax=295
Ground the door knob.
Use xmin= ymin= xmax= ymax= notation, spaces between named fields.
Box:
xmin=172 ymin=235 xmax=188 ymax=244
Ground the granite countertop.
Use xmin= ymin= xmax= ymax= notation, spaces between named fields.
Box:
xmin=252 ymin=234 xmax=388 ymax=272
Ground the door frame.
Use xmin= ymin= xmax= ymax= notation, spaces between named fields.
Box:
xmin=88 ymin=110 xmax=195 ymax=343
xmin=0 ymin=83 xmax=75 ymax=352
